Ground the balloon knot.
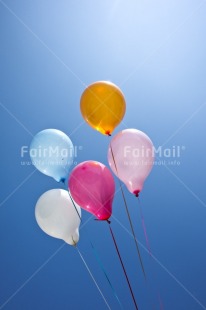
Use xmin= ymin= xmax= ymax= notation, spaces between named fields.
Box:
xmin=60 ymin=177 xmax=66 ymax=184
xmin=94 ymin=218 xmax=111 ymax=224
xmin=72 ymin=236 xmax=77 ymax=246
xmin=105 ymin=130 xmax=111 ymax=136
xmin=133 ymin=190 xmax=140 ymax=197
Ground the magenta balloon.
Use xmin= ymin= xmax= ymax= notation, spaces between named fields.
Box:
xmin=108 ymin=129 xmax=154 ymax=195
xmin=68 ymin=161 xmax=115 ymax=221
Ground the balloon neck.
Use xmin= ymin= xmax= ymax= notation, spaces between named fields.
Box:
xmin=72 ymin=237 xmax=77 ymax=247
xmin=94 ymin=218 xmax=111 ymax=223
xmin=60 ymin=177 xmax=66 ymax=184
xmin=105 ymin=130 xmax=111 ymax=136
xmin=133 ymin=190 xmax=140 ymax=197
xmin=64 ymin=230 xmax=79 ymax=245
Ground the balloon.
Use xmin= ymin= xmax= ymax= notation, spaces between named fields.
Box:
xmin=80 ymin=81 xmax=126 ymax=135
xmin=69 ymin=161 xmax=115 ymax=220
xmin=108 ymin=129 xmax=154 ymax=196
xmin=35 ymin=189 xmax=81 ymax=245
xmin=30 ymin=129 xmax=74 ymax=182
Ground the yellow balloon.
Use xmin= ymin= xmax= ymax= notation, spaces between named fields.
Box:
xmin=80 ymin=81 xmax=126 ymax=135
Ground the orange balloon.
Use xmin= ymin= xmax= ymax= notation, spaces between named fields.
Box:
xmin=80 ymin=81 xmax=126 ymax=135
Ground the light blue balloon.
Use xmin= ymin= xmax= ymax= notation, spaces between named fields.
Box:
xmin=30 ymin=129 xmax=74 ymax=182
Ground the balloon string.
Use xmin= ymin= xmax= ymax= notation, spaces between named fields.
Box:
xmin=110 ymin=143 xmax=146 ymax=279
xmin=75 ymin=246 xmax=112 ymax=310
xmin=137 ymin=199 xmax=164 ymax=310
xmin=158 ymin=293 xmax=164 ymax=310
xmin=68 ymin=192 xmax=123 ymax=307
xmin=138 ymin=197 xmax=152 ymax=256
xmin=120 ymin=184 xmax=146 ymax=279
xmin=68 ymin=191 xmax=81 ymax=221
xmin=107 ymin=222 xmax=139 ymax=310
xmin=89 ymin=241 xmax=124 ymax=309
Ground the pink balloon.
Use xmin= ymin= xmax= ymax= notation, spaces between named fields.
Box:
xmin=108 ymin=129 xmax=154 ymax=196
xmin=68 ymin=161 xmax=115 ymax=221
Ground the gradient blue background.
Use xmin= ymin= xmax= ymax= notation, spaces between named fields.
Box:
xmin=1 ymin=0 xmax=206 ymax=309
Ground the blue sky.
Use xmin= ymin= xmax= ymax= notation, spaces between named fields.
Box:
xmin=0 ymin=0 xmax=206 ymax=309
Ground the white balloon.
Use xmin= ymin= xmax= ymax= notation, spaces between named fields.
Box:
xmin=35 ymin=189 xmax=81 ymax=245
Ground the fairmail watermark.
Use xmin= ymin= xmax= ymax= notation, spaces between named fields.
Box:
xmin=123 ymin=145 xmax=185 ymax=166
xmin=20 ymin=145 xmax=83 ymax=166
xmin=20 ymin=144 xmax=185 ymax=167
